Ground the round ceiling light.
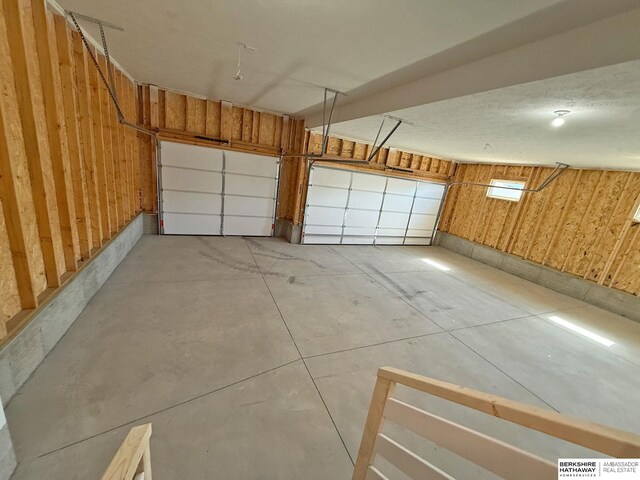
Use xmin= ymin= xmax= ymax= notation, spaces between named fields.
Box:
xmin=551 ymin=110 xmax=570 ymax=127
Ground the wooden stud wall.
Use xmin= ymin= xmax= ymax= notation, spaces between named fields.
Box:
xmin=0 ymin=2 xmax=141 ymax=342
xmin=306 ymin=131 xmax=454 ymax=180
xmin=136 ymin=84 xmax=306 ymax=217
xmin=279 ymin=131 xmax=456 ymax=226
xmin=440 ymin=163 xmax=640 ymax=297
xmin=135 ymin=88 xmax=455 ymax=226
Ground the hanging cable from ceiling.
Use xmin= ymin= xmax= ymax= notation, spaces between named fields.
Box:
xmin=233 ymin=42 xmax=256 ymax=81
xmin=66 ymin=11 xmax=155 ymax=137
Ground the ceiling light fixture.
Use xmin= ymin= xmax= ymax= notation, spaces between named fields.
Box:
xmin=551 ymin=110 xmax=570 ymax=127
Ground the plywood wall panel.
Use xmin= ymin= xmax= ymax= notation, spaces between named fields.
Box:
xmin=543 ymin=170 xmax=601 ymax=270
xmin=95 ymin=53 xmax=117 ymax=236
xmin=258 ymin=113 xmax=275 ymax=145
xmin=71 ymin=32 xmax=101 ymax=248
xmin=0 ymin=5 xmax=145 ymax=342
xmin=440 ymin=164 xmax=639 ymax=299
xmin=583 ymin=173 xmax=639 ymax=283
xmin=165 ymin=91 xmax=186 ymax=131
xmin=527 ymin=169 xmax=578 ymax=264
xmin=563 ymin=171 xmax=628 ymax=277
xmin=608 ymin=227 xmax=640 ymax=294
xmin=0 ymin=196 xmax=21 ymax=326
xmin=0 ymin=2 xmax=47 ymax=307
xmin=4 ymin=0 xmax=66 ymax=283
xmin=185 ymin=96 xmax=206 ymax=134
xmin=54 ymin=15 xmax=92 ymax=259
xmin=36 ymin=6 xmax=79 ymax=271
xmin=205 ymin=100 xmax=221 ymax=138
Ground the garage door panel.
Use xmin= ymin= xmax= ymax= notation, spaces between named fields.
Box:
xmin=375 ymin=235 xmax=405 ymax=245
xmin=311 ymin=167 xmax=351 ymax=188
xmin=303 ymin=235 xmax=341 ymax=244
xmin=161 ymin=167 xmax=222 ymax=193
xmin=160 ymin=142 xmax=278 ymax=236
xmin=386 ymin=178 xmax=416 ymax=195
xmin=162 ymin=191 xmax=221 ymax=215
xmin=408 ymin=213 xmax=437 ymax=231
xmin=404 ymin=236 xmax=432 ymax=245
xmin=307 ymin=185 xmax=349 ymax=208
xmin=342 ymin=235 xmax=374 ymax=245
xmin=412 ymin=197 xmax=441 ymax=214
xmin=343 ymin=226 xmax=377 ymax=236
xmin=416 ymin=183 xmax=445 ymax=199
xmin=162 ymin=213 xmax=221 ymax=235
xmin=161 ymin=142 xmax=224 ymax=171
xmin=224 ymin=196 xmax=274 ymax=217
xmin=378 ymin=211 xmax=410 ymax=229
xmin=345 ymin=209 xmax=379 ymax=228
xmin=224 ymin=216 xmax=273 ymax=236
xmin=382 ymin=194 xmax=413 ymax=212
xmin=304 ymin=224 xmax=343 ymax=235
xmin=349 ymin=190 xmax=383 ymax=210
xmin=351 ymin=172 xmax=386 ymax=192
xmin=225 ymin=174 xmax=276 ymax=198
xmin=305 ymin=206 xmax=344 ymax=226
xmin=225 ymin=150 xmax=277 ymax=177
xmin=302 ymin=165 xmax=444 ymax=245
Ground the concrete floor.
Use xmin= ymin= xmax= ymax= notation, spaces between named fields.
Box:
xmin=7 ymin=235 xmax=640 ymax=479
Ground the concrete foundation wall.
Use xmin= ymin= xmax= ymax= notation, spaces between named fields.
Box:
xmin=0 ymin=214 xmax=144 ymax=407
xmin=0 ymin=397 xmax=16 ymax=480
xmin=435 ymin=231 xmax=640 ymax=323
xmin=143 ymin=213 xmax=159 ymax=234
xmin=275 ymin=218 xmax=302 ymax=244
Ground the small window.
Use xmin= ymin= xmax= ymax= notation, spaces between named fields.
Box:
xmin=486 ymin=179 xmax=526 ymax=202
xmin=633 ymin=204 xmax=640 ymax=223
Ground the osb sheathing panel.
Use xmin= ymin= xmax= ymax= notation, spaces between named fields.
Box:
xmin=137 ymin=84 xmax=306 ymax=218
xmin=0 ymin=5 xmax=141 ymax=341
xmin=527 ymin=169 xmax=579 ymax=264
xmin=609 ymin=227 xmax=640 ymax=294
xmin=304 ymin=131 xmax=452 ymax=179
xmin=165 ymin=91 xmax=186 ymax=131
xmin=0 ymin=198 xmax=21 ymax=323
xmin=544 ymin=170 xmax=602 ymax=270
xmin=563 ymin=171 xmax=629 ymax=277
xmin=439 ymin=164 xmax=640 ymax=297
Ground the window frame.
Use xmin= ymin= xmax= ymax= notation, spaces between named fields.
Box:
xmin=486 ymin=178 xmax=526 ymax=202
xmin=633 ymin=203 xmax=640 ymax=223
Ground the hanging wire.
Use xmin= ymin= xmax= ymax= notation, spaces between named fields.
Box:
xmin=68 ymin=12 xmax=154 ymax=137
xmin=69 ymin=12 xmax=125 ymax=121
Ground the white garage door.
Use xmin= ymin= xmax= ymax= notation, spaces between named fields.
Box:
xmin=302 ymin=165 xmax=445 ymax=245
xmin=159 ymin=141 xmax=279 ymax=236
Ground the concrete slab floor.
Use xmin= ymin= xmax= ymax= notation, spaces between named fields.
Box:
xmin=6 ymin=236 xmax=640 ymax=479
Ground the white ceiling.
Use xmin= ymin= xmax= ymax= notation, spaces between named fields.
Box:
xmin=55 ymin=0 xmax=640 ymax=169
xmin=57 ymin=0 xmax=562 ymax=113
xmin=320 ymin=60 xmax=640 ymax=169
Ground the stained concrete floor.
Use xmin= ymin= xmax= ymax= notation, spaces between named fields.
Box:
xmin=7 ymin=235 xmax=640 ymax=479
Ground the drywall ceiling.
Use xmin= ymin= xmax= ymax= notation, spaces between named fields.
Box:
xmin=54 ymin=0 xmax=640 ymax=169
xmin=320 ymin=60 xmax=640 ymax=169
xmin=56 ymin=0 xmax=564 ymax=113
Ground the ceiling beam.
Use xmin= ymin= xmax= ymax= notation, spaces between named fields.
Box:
xmin=301 ymin=4 xmax=640 ymax=128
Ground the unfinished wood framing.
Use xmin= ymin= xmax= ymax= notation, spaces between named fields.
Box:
xmin=0 ymin=4 xmax=141 ymax=342
xmin=136 ymin=84 xmax=306 ymax=217
xmin=439 ymin=164 xmax=640 ymax=297
xmin=135 ymin=86 xmax=454 ymax=226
